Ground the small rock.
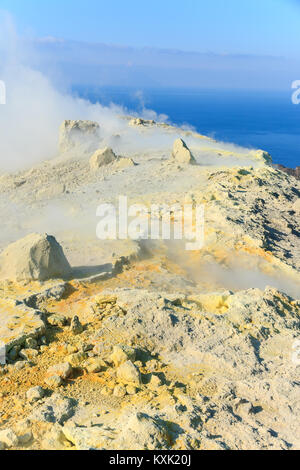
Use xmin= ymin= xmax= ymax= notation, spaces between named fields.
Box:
xmin=70 ymin=316 xmax=83 ymax=335
xmin=110 ymin=345 xmax=136 ymax=367
xmin=81 ymin=343 xmax=94 ymax=353
xmin=117 ymin=360 xmax=141 ymax=385
xmin=14 ymin=420 xmax=33 ymax=445
xmin=85 ymin=358 xmax=105 ymax=374
xmin=67 ymin=344 xmax=79 ymax=354
xmin=47 ymin=362 xmax=73 ymax=380
xmin=19 ymin=348 xmax=38 ymax=361
xmin=115 ymin=157 xmax=135 ymax=170
xmin=101 ymin=386 xmax=113 ymax=396
xmin=119 ymin=412 xmax=170 ymax=450
xmin=14 ymin=361 xmax=26 ymax=371
xmin=149 ymin=374 xmax=163 ymax=389
xmin=18 ymin=431 xmax=33 ymax=445
xmin=8 ymin=346 xmax=20 ymax=361
xmin=0 ymin=429 xmax=19 ymax=448
xmin=66 ymin=352 xmax=88 ymax=368
xmin=26 ymin=386 xmax=45 ymax=403
xmin=45 ymin=375 xmax=63 ymax=388
xmin=40 ymin=336 xmax=47 ymax=345
xmin=41 ymin=427 xmax=69 ymax=450
xmin=147 ymin=359 xmax=160 ymax=372
xmin=113 ymin=385 xmax=127 ymax=398
xmin=126 ymin=385 xmax=138 ymax=395
xmin=48 ymin=314 xmax=67 ymax=327
xmin=24 ymin=338 xmax=38 ymax=349
xmin=235 ymin=399 xmax=253 ymax=416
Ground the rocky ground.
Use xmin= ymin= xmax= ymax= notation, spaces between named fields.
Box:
xmin=0 ymin=118 xmax=299 ymax=450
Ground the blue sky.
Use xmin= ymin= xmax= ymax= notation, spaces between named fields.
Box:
xmin=1 ymin=0 xmax=300 ymax=90
xmin=1 ymin=0 xmax=300 ymax=57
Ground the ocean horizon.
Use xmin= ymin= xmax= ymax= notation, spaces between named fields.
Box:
xmin=73 ymin=86 xmax=300 ymax=169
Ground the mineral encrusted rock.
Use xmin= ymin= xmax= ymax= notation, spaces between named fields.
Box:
xmin=0 ymin=233 xmax=71 ymax=282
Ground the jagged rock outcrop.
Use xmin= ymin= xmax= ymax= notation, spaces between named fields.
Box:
xmin=171 ymin=138 xmax=196 ymax=164
xmin=0 ymin=233 xmax=71 ymax=281
xmin=59 ymin=120 xmax=101 ymax=155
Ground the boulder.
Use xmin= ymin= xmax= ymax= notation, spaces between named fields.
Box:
xmin=59 ymin=120 xmax=100 ymax=155
xmin=171 ymin=139 xmax=195 ymax=164
xmin=0 ymin=233 xmax=71 ymax=282
xmin=89 ymin=147 xmax=117 ymax=169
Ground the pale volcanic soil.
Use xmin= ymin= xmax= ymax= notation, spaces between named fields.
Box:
xmin=0 ymin=118 xmax=299 ymax=450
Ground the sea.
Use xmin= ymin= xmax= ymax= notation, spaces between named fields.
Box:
xmin=73 ymin=86 xmax=300 ymax=168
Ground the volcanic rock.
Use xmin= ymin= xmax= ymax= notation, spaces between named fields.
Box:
xmin=59 ymin=120 xmax=100 ymax=155
xmin=89 ymin=147 xmax=117 ymax=169
xmin=171 ymin=138 xmax=195 ymax=164
xmin=0 ymin=233 xmax=71 ymax=282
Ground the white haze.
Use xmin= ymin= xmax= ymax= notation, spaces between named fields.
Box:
xmin=0 ymin=13 xmax=168 ymax=172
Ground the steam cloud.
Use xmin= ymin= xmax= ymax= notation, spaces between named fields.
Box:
xmin=0 ymin=11 xmax=259 ymax=173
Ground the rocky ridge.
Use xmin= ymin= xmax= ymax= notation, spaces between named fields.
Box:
xmin=0 ymin=118 xmax=299 ymax=450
